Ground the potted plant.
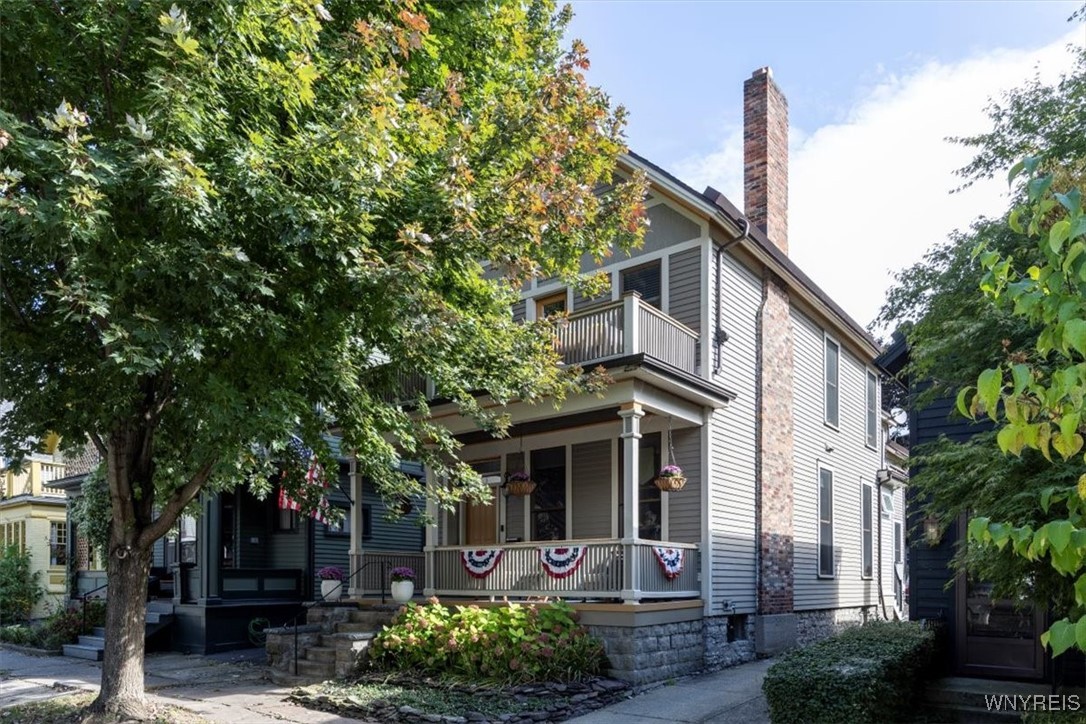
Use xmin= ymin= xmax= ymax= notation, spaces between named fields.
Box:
xmin=505 ymin=471 xmax=536 ymax=497
xmin=390 ymin=566 xmax=415 ymax=603
xmin=653 ymin=464 xmax=686 ymax=492
xmin=318 ymin=566 xmax=344 ymax=601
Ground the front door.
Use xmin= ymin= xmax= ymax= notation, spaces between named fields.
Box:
xmin=464 ymin=460 xmax=502 ymax=545
xmin=955 ymin=516 xmax=1046 ymax=679
xmin=465 ymin=496 xmax=498 ymax=545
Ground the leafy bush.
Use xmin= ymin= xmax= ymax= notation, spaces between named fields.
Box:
xmin=0 ymin=544 xmax=44 ymax=623
xmin=370 ymin=599 xmax=607 ymax=684
xmin=0 ymin=600 xmax=109 ymax=650
xmin=763 ymin=621 xmax=936 ymax=724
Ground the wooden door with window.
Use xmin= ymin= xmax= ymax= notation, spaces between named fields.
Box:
xmin=465 ymin=460 xmax=501 ymax=545
xmin=536 ymin=293 xmax=567 ymax=319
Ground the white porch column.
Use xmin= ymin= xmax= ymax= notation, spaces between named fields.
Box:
xmin=619 ymin=403 xmax=644 ymax=604
xmin=348 ymin=457 xmax=364 ymax=597
xmin=423 ymin=463 xmax=439 ymax=597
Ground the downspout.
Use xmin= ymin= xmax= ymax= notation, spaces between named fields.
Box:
xmin=877 ymin=482 xmax=890 ymax=620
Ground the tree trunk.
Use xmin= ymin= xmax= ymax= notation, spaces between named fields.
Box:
xmin=91 ymin=544 xmax=152 ymax=718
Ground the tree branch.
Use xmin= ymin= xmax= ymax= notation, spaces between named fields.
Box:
xmin=138 ymin=459 xmax=216 ymax=547
xmin=89 ymin=432 xmax=107 ymax=458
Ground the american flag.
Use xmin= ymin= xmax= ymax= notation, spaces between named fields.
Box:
xmin=278 ymin=436 xmax=331 ymax=524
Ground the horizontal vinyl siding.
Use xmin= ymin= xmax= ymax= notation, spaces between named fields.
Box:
xmin=572 ymin=441 xmax=611 ymax=539
xmin=668 ymin=247 xmax=701 ymax=370
xmin=792 ymin=309 xmax=882 ymax=611
xmin=361 ymin=479 xmax=423 ymax=552
xmin=668 ymin=427 xmax=701 ymax=543
xmin=708 ymin=250 xmax=760 ymax=614
xmin=313 ymin=485 xmax=351 ymax=586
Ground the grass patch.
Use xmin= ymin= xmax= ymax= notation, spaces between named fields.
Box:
xmin=308 ymin=678 xmax=556 ymax=717
xmin=0 ymin=692 xmax=210 ymax=724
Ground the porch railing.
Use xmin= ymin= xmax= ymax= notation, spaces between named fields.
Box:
xmin=348 ymin=550 xmax=426 ymax=596
xmin=428 ymin=538 xmax=699 ymax=602
xmin=556 ymin=294 xmax=698 ymax=375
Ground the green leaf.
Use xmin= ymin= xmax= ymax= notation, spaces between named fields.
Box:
xmin=1010 ymin=364 xmax=1032 ymax=396
xmin=956 ymin=387 xmax=975 ymax=419
xmin=1050 ymin=219 xmax=1072 ymax=253
xmin=1056 ymin=189 xmax=1082 ymax=215
xmin=1041 ymin=486 xmax=1057 ymax=513
xmin=1044 ymin=520 xmax=1074 ymax=553
xmin=988 ymin=522 xmax=1010 ymax=550
xmin=1046 ymin=618 xmax=1077 ymax=656
xmin=1076 ymin=617 xmax=1086 ymax=652
xmin=977 ymin=367 xmax=1003 ymax=418
xmin=968 ymin=516 xmax=992 ymax=544
xmin=1074 ymin=575 xmax=1086 ymax=606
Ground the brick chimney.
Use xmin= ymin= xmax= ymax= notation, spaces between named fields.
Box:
xmin=743 ymin=67 xmax=789 ymax=254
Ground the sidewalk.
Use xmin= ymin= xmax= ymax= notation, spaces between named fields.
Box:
xmin=0 ymin=648 xmax=363 ymax=723
xmin=2 ymin=647 xmax=772 ymax=723
xmin=567 ymin=658 xmax=773 ymax=724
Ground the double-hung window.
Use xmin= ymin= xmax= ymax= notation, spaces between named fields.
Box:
xmin=825 ymin=338 xmax=840 ymax=427
xmin=861 ymin=482 xmax=873 ymax=578
xmin=818 ymin=466 xmax=834 ymax=577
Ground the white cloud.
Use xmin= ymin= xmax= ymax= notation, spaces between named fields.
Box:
xmin=674 ymin=30 xmax=1081 ymax=333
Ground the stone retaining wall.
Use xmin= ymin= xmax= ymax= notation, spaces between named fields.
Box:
xmin=266 ymin=624 xmax=322 ymax=674
xmin=795 ymin=606 xmax=878 ymax=647
xmin=587 ymin=613 xmax=756 ymax=686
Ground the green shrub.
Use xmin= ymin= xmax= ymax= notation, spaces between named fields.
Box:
xmin=762 ymin=621 xmax=936 ymax=724
xmin=0 ymin=545 xmax=44 ymax=623
xmin=370 ymin=599 xmax=607 ymax=684
xmin=0 ymin=623 xmax=44 ymax=646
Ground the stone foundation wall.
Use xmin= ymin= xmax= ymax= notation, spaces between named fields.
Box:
xmin=588 ymin=614 xmax=756 ymax=686
xmin=704 ymin=615 xmax=756 ymax=670
xmin=795 ymin=606 xmax=878 ymax=647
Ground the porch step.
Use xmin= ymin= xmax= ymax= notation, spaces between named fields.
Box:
xmin=333 ymin=622 xmax=379 ymax=634
xmin=92 ymin=627 xmax=106 ymax=638
xmin=77 ymin=635 xmax=105 ymax=648
xmin=305 ymin=646 xmax=337 ymax=663
xmin=925 ymin=677 xmax=1051 ymax=722
xmin=61 ymin=644 xmax=103 ymax=661
xmin=145 ymin=611 xmax=174 ymax=625
xmin=347 ymin=610 xmax=396 ymax=627
xmin=295 ymin=659 xmax=335 ymax=680
xmin=146 ymin=600 xmax=174 ymax=615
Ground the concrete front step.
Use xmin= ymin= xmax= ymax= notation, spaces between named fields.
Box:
xmin=92 ymin=627 xmax=106 ymax=638
xmin=147 ymin=600 xmax=174 ymax=614
xmin=926 ymin=677 xmax=1055 ymax=722
xmin=146 ymin=612 xmax=174 ymax=625
xmin=62 ymin=643 xmax=103 ymax=661
xmin=348 ymin=610 xmax=396 ymax=627
xmin=305 ymin=646 xmax=337 ymax=663
xmin=295 ymin=659 xmax=335 ymax=680
xmin=77 ymin=635 xmax=105 ymax=648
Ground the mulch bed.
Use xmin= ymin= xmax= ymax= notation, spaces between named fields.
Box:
xmin=290 ymin=672 xmax=632 ymax=723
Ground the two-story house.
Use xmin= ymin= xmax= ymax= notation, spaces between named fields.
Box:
xmin=355 ymin=67 xmax=908 ymax=684
xmin=1 ymin=446 xmax=69 ymax=618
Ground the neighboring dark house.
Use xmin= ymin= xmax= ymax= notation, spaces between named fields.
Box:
xmin=878 ymin=337 xmax=1062 ymax=682
xmin=55 ymin=437 xmax=424 ymax=655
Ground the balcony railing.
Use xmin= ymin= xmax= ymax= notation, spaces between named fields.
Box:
xmin=348 ymin=550 xmax=426 ymax=596
xmin=428 ymin=538 xmax=699 ymax=602
xmin=556 ymin=294 xmax=698 ymax=375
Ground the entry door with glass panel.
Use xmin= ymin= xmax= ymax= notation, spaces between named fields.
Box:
xmin=465 ymin=459 xmax=502 ymax=546
xmin=536 ymin=293 xmax=567 ymax=319
xmin=955 ymin=517 xmax=1045 ymax=679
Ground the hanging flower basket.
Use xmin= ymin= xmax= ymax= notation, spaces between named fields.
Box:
xmin=505 ymin=471 xmax=536 ymax=496
xmin=654 ymin=465 xmax=686 ymax=492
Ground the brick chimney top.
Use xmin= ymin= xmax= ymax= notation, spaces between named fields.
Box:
xmin=743 ymin=66 xmax=789 ymax=254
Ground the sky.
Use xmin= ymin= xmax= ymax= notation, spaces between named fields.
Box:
xmin=565 ymin=0 xmax=1084 ymax=333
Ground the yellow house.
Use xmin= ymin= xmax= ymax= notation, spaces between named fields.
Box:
xmin=1 ymin=452 xmax=68 ymax=618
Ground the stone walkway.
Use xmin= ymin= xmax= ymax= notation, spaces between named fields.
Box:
xmin=1 ymin=647 xmax=773 ymax=723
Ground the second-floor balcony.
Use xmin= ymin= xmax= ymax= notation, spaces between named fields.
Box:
xmin=556 ymin=292 xmax=698 ymax=375
xmin=390 ymin=293 xmax=701 ymax=405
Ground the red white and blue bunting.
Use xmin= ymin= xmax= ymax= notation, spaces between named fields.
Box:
xmin=652 ymin=546 xmax=685 ymax=581
xmin=539 ymin=546 xmax=587 ymax=579
xmin=462 ymin=549 xmax=503 ymax=579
